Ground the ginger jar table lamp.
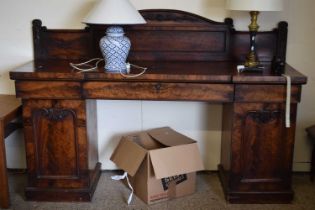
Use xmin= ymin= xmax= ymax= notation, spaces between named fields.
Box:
xmin=83 ymin=0 xmax=146 ymax=73
xmin=226 ymin=0 xmax=283 ymax=69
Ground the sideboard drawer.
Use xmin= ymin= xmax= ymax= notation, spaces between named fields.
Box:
xmin=15 ymin=81 xmax=82 ymax=99
xmin=235 ymin=85 xmax=301 ymax=103
xmin=83 ymin=82 xmax=233 ymax=102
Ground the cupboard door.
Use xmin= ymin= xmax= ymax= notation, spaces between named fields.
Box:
xmin=23 ymin=99 xmax=88 ymax=188
xmin=231 ymin=103 xmax=296 ymax=192
xmin=33 ymin=108 xmax=79 ymax=178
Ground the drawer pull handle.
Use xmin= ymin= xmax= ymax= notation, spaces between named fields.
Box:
xmin=154 ymin=83 xmax=162 ymax=93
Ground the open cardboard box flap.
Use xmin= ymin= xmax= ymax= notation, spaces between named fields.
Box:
xmin=149 ymin=143 xmax=204 ymax=179
xmin=148 ymin=127 xmax=196 ymax=146
xmin=148 ymin=127 xmax=204 ymax=179
xmin=110 ymin=137 xmax=147 ymax=176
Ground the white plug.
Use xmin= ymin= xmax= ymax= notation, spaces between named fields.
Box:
xmin=120 ymin=62 xmax=147 ymax=78
xmin=237 ymin=65 xmax=245 ymax=73
xmin=126 ymin=63 xmax=131 ymax=74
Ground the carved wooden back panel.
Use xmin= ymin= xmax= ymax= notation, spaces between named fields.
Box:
xmin=89 ymin=10 xmax=233 ymax=61
xmin=32 ymin=9 xmax=287 ymax=63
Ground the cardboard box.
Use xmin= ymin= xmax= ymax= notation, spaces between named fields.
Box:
xmin=110 ymin=127 xmax=204 ymax=204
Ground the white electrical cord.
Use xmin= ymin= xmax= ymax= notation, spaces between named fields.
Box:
xmin=111 ymin=172 xmax=134 ymax=205
xmin=69 ymin=59 xmax=147 ymax=77
xmin=282 ymin=74 xmax=291 ymax=128
xmin=70 ymin=58 xmax=103 ymax=72
xmin=120 ymin=63 xmax=147 ymax=78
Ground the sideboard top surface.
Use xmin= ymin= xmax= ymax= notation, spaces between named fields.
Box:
xmin=10 ymin=60 xmax=306 ymax=84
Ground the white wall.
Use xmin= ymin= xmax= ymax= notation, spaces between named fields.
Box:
xmin=1 ymin=0 xmax=314 ymax=171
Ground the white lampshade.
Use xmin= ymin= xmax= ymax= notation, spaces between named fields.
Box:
xmin=83 ymin=0 xmax=146 ymax=25
xmin=226 ymin=0 xmax=283 ymax=11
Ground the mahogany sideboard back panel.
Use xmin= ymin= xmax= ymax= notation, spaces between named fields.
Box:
xmin=9 ymin=10 xmax=307 ymax=203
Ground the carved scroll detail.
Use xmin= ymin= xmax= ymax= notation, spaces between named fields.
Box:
xmin=140 ymin=10 xmax=226 ymax=25
xmin=32 ymin=19 xmax=47 ymax=60
xmin=38 ymin=108 xmax=74 ymax=121
xmin=247 ymin=110 xmax=280 ymax=124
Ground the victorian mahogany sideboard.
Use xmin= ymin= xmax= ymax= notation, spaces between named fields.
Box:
xmin=9 ymin=10 xmax=307 ymax=203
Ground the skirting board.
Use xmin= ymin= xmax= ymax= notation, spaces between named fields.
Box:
xmin=293 ymin=162 xmax=311 ymax=172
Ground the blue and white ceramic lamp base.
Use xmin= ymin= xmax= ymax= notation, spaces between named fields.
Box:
xmin=100 ymin=26 xmax=131 ymax=73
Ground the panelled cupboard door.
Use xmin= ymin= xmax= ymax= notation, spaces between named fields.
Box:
xmin=231 ymin=103 xmax=296 ymax=192
xmin=22 ymin=99 xmax=89 ymax=188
